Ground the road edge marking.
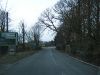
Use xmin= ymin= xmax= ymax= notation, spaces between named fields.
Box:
xmin=68 ymin=55 xmax=100 ymax=75
xmin=66 ymin=54 xmax=100 ymax=69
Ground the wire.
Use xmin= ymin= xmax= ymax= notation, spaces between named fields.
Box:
xmin=0 ymin=0 xmax=3 ymax=9
xmin=0 ymin=0 xmax=8 ymax=12
xmin=5 ymin=0 xmax=8 ymax=12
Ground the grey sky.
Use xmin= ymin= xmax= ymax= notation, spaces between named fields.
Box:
xmin=1 ymin=0 xmax=59 ymax=41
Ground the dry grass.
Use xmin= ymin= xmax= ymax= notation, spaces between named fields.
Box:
xmin=0 ymin=51 xmax=35 ymax=64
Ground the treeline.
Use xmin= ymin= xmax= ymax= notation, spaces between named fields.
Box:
xmin=36 ymin=0 xmax=100 ymax=66
xmin=54 ymin=0 xmax=100 ymax=66
xmin=43 ymin=41 xmax=55 ymax=47
xmin=17 ymin=21 xmax=42 ymax=51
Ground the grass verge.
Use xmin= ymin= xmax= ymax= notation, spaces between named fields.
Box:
xmin=0 ymin=51 xmax=36 ymax=64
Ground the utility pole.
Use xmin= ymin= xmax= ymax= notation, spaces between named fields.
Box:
xmin=22 ymin=22 xmax=25 ymax=50
xmin=6 ymin=12 xmax=8 ymax=32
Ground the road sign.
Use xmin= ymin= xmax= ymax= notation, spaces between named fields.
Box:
xmin=1 ymin=32 xmax=16 ymax=39
xmin=0 ymin=32 xmax=18 ymax=46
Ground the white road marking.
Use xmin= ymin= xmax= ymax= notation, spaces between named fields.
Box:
xmin=50 ymin=50 xmax=57 ymax=65
xmin=61 ymin=72 xmax=66 ymax=75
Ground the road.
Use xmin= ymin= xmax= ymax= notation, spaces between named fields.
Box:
xmin=2 ymin=47 xmax=99 ymax=75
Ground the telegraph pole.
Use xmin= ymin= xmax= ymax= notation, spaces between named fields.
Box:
xmin=6 ymin=12 xmax=8 ymax=32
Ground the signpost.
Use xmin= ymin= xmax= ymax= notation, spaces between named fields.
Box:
xmin=0 ymin=32 xmax=18 ymax=55
xmin=0 ymin=32 xmax=18 ymax=45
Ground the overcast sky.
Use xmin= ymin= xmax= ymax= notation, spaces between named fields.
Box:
xmin=0 ymin=0 xmax=59 ymax=41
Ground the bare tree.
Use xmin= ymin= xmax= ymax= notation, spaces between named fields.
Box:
xmin=18 ymin=21 xmax=26 ymax=49
xmin=32 ymin=22 xmax=42 ymax=49
xmin=39 ymin=8 xmax=59 ymax=32
xmin=0 ymin=10 xmax=9 ymax=32
xmin=95 ymin=0 xmax=100 ymax=42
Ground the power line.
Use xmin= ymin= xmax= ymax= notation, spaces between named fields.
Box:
xmin=0 ymin=0 xmax=3 ymax=9
xmin=5 ymin=0 xmax=8 ymax=12
xmin=0 ymin=0 xmax=8 ymax=11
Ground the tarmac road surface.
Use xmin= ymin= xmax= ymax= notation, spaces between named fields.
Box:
xmin=2 ymin=47 xmax=99 ymax=75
